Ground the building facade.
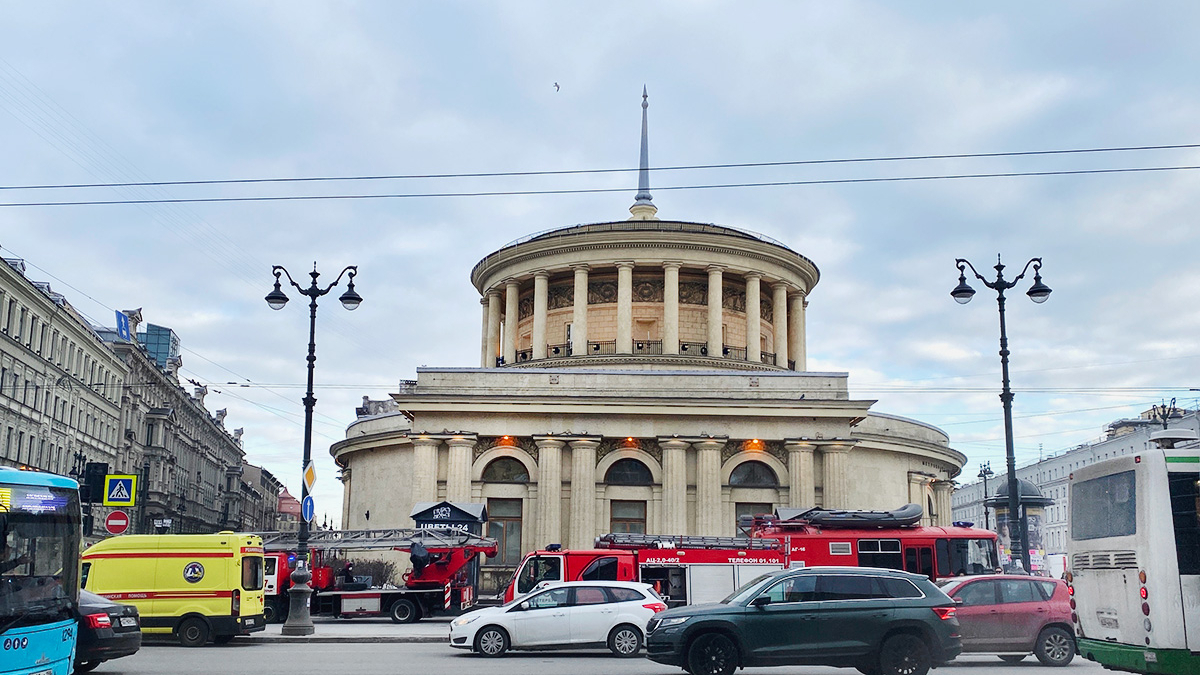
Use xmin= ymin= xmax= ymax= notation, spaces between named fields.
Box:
xmin=1 ymin=256 xmax=285 ymax=536
xmin=332 ymin=96 xmax=968 ymax=591
xmin=952 ymin=407 xmax=1200 ymax=556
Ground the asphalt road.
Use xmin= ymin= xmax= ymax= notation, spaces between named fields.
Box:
xmin=93 ymin=642 xmax=1109 ymax=675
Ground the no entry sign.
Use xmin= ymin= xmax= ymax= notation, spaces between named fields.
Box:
xmin=105 ymin=510 xmax=130 ymax=535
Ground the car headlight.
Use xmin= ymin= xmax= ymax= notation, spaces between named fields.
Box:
xmin=453 ymin=615 xmax=481 ymax=627
xmin=657 ymin=616 xmax=690 ymax=628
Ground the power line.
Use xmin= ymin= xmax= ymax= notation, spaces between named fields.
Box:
xmin=2 ymin=142 xmax=1198 ymax=191
xmin=4 ymin=164 xmax=1200 ymax=208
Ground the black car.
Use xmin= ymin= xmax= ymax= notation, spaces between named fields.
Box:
xmin=645 ymin=566 xmax=961 ymax=675
xmin=76 ymin=589 xmax=142 ymax=672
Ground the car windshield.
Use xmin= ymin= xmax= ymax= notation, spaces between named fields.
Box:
xmin=0 ymin=486 xmax=81 ymax=632
xmin=720 ymin=572 xmax=777 ymax=604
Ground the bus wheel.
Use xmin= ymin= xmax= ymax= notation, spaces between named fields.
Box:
xmin=1034 ymin=627 xmax=1075 ymax=667
xmin=177 ymin=617 xmax=210 ymax=647
xmin=389 ymin=599 xmax=418 ymax=624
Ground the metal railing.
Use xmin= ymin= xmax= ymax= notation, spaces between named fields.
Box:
xmin=634 ymin=340 xmax=663 ymax=355
xmin=587 ymin=340 xmax=617 ymax=355
xmin=760 ymin=351 xmax=777 ymax=366
xmin=516 ymin=348 xmax=533 ymax=362
xmin=547 ymin=343 xmax=571 ymax=357
xmin=678 ymin=341 xmax=710 ymax=356
xmin=722 ymin=345 xmax=746 ymax=361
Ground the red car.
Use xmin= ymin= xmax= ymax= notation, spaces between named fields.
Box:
xmin=936 ymin=574 xmax=1075 ymax=667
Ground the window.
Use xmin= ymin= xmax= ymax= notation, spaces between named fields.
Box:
xmin=998 ymin=579 xmax=1038 ymax=604
xmin=516 ymin=557 xmax=562 ymax=595
xmin=527 ymin=587 xmax=570 ymax=609
xmin=573 ymin=587 xmax=610 ymax=605
xmin=581 ymin=556 xmax=619 ymax=581
xmin=760 ymin=574 xmax=817 ymax=603
xmin=954 ymin=580 xmax=998 ymax=606
xmin=242 ymin=556 xmax=264 ymax=590
xmin=880 ymin=577 xmax=923 ymax=599
xmin=1169 ymin=472 xmax=1200 ymax=576
xmin=481 ymin=457 xmax=529 ymax=483
xmin=1071 ymin=471 xmax=1136 ymax=540
xmin=610 ymin=501 xmax=646 ymax=534
xmin=487 ymin=498 xmax=523 ymax=566
xmin=817 ymin=574 xmax=885 ymax=600
xmin=608 ymin=587 xmax=647 ymax=602
xmin=604 ymin=459 xmax=652 ymax=485
xmin=858 ymin=539 xmax=903 ymax=570
xmin=1034 ymin=580 xmax=1058 ymax=600
xmin=729 ymin=461 xmax=778 ymax=487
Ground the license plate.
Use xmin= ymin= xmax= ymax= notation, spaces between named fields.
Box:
xmin=120 ymin=617 xmax=138 ymax=627
xmin=244 ymin=618 xmax=256 ymax=626
xmin=31 ymin=670 xmax=53 ymax=675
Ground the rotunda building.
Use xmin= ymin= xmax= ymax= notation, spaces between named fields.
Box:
xmin=333 ymin=95 xmax=965 ymax=591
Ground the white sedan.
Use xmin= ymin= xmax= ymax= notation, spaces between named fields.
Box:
xmin=449 ymin=580 xmax=666 ymax=657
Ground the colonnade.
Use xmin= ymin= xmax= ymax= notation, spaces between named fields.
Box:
xmin=407 ymin=435 xmax=858 ymax=546
xmin=479 ymin=262 xmax=809 ymax=369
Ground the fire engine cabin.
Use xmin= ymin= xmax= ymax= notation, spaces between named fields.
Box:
xmin=502 ymin=504 xmax=998 ymax=605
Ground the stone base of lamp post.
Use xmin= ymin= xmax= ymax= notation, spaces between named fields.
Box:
xmin=280 ymin=563 xmax=315 ymax=635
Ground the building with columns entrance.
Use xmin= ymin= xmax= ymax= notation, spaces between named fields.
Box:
xmin=333 ymin=94 xmax=965 ymax=591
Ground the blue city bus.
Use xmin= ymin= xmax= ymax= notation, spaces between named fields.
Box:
xmin=0 ymin=467 xmax=82 ymax=675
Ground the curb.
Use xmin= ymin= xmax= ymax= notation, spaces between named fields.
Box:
xmin=144 ymin=635 xmax=449 ymax=646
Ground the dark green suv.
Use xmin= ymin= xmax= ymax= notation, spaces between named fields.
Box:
xmin=645 ymin=566 xmax=961 ymax=675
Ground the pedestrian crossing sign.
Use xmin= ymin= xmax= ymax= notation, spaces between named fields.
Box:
xmin=103 ymin=475 xmax=137 ymax=507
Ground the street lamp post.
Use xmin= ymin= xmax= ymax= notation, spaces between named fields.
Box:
xmin=952 ymin=256 xmax=1051 ymax=574
xmin=265 ymin=263 xmax=362 ymax=636
xmin=977 ymin=462 xmax=994 ymax=530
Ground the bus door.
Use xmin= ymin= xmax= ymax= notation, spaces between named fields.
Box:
xmin=904 ymin=545 xmax=934 ymax=580
xmin=1167 ymin=464 xmax=1200 ymax=650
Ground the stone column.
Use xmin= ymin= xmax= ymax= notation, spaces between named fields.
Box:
xmin=536 ymin=438 xmax=565 ymax=547
xmin=503 ymin=279 xmax=519 ymax=365
xmin=616 ymin=262 xmax=634 ymax=353
xmin=933 ymin=480 xmax=954 ymax=526
xmin=706 ymin=266 xmax=725 ymax=355
xmin=446 ymin=437 xmax=475 ymax=502
xmin=772 ymin=283 xmax=789 ymax=367
xmin=479 ymin=298 xmax=490 ymax=367
xmin=568 ymin=439 xmax=599 ymax=549
xmin=486 ymin=290 xmax=501 ymax=367
xmin=532 ymin=271 xmax=549 ymax=360
xmin=694 ymin=440 xmax=724 ymax=535
xmin=571 ymin=265 xmax=589 ymax=355
xmin=785 ymin=440 xmax=816 ymax=507
xmin=662 ymin=262 xmax=681 ymax=355
xmin=821 ymin=444 xmax=852 ymax=509
xmin=660 ymin=439 xmax=690 ymax=534
xmin=411 ymin=438 xmax=441 ymax=508
xmin=789 ymin=291 xmax=806 ymax=371
xmin=745 ymin=273 xmax=761 ymax=363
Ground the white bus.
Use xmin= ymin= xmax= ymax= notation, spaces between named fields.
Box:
xmin=1066 ymin=436 xmax=1199 ymax=675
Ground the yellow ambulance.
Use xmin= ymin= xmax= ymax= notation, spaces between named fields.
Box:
xmin=81 ymin=532 xmax=266 ymax=646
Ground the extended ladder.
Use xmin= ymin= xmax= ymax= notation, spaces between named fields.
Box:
xmin=254 ymin=526 xmax=497 ymax=552
xmin=594 ymin=532 xmax=781 ymax=551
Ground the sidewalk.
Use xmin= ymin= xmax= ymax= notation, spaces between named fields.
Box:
xmin=246 ymin=616 xmax=453 ymax=644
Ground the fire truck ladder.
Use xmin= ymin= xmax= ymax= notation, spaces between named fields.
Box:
xmin=255 ymin=527 xmax=497 ymax=553
xmin=594 ymin=532 xmax=781 ymax=551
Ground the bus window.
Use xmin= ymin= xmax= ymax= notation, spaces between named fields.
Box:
xmin=1071 ymin=470 xmax=1136 ymax=541
xmin=1168 ymin=473 xmax=1200 ymax=575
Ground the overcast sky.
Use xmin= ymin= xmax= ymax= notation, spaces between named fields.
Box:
xmin=3 ymin=2 xmax=1198 ymax=526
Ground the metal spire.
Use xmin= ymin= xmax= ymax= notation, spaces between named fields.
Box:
xmin=629 ymin=85 xmax=658 ymax=220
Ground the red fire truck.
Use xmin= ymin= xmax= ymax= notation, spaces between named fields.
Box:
xmin=259 ymin=527 xmax=497 ymax=623
xmin=503 ymin=504 xmax=998 ymax=605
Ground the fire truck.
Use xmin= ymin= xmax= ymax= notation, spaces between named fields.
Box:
xmin=503 ymin=504 xmax=999 ymax=605
xmin=258 ymin=527 xmax=497 ymax=623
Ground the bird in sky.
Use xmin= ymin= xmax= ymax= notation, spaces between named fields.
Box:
xmin=554 ymin=82 xmax=560 ymax=91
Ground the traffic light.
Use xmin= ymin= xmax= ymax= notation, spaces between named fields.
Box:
xmin=83 ymin=462 xmax=109 ymax=503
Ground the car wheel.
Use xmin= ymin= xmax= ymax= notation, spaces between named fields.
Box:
xmin=389 ymin=599 xmax=418 ymax=624
xmin=177 ymin=617 xmax=210 ymax=647
xmin=878 ymin=633 xmax=931 ymax=675
xmin=686 ymin=632 xmax=738 ymax=675
xmin=1034 ymin=627 xmax=1075 ymax=667
xmin=999 ymin=655 xmax=1027 ymax=663
xmin=213 ymin=634 xmax=235 ymax=645
xmin=75 ymin=661 xmax=102 ymax=673
xmin=474 ymin=625 xmax=510 ymax=657
xmin=608 ymin=624 xmax=643 ymax=657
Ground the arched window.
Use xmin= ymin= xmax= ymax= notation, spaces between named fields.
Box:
xmin=481 ymin=457 xmax=529 ymax=483
xmin=729 ymin=461 xmax=778 ymax=487
xmin=604 ymin=458 xmax=653 ymax=485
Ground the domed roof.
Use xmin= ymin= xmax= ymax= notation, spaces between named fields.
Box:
xmin=985 ymin=478 xmax=1054 ymax=507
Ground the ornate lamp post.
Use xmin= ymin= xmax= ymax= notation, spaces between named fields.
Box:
xmin=976 ymin=462 xmax=994 ymax=530
xmin=952 ymin=256 xmax=1051 ymax=573
xmin=265 ymin=263 xmax=361 ymax=635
